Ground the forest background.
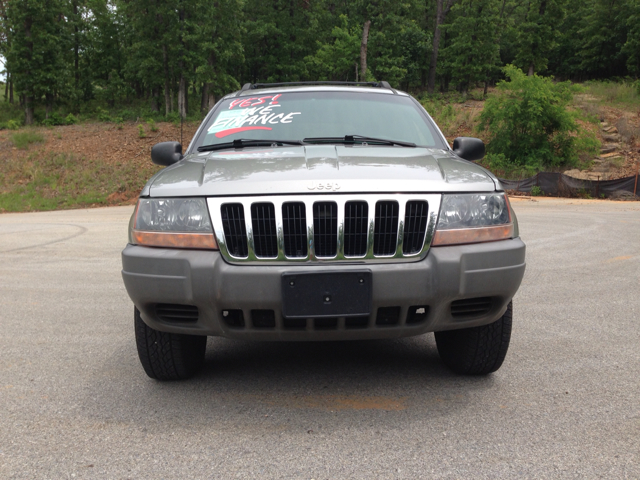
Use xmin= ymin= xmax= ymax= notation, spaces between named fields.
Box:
xmin=1 ymin=0 xmax=639 ymax=124
xmin=0 ymin=0 xmax=639 ymax=212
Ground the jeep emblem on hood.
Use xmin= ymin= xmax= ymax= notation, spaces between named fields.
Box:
xmin=308 ymin=181 xmax=341 ymax=191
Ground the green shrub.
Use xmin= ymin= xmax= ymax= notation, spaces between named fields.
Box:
xmin=7 ymin=119 xmax=21 ymax=130
xmin=530 ymin=186 xmax=543 ymax=196
xmin=137 ymin=124 xmax=146 ymax=138
xmin=165 ymin=111 xmax=181 ymax=124
xmin=96 ymin=107 xmax=112 ymax=122
xmin=11 ymin=130 xmax=45 ymax=149
xmin=146 ymin=118 xmax=158 ymax=132
xmin=478 ymin=65 xmax=599 ymax=174
xmin=65 ymin=113 xmax=78 ymax=125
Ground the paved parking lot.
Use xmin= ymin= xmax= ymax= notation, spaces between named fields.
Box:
xmin=1 ymin=198 xmax=639 ymax=479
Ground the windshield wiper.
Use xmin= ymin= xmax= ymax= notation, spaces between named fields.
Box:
xmin=303 ymin=135 xmax=416 ymax=148
xmin=197 ymin=138 xmax=304 ymax=152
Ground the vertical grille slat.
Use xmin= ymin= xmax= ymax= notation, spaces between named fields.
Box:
xmin=251 ymin=203 xmax=278 ymax=258
xmin=343 ymin=201 xmax=369 ymax=257
xmin=282 ymin=202 xmax=308 ymax=258
xmin=313 ymin=202 xmax=338 ymax=257
xmin=373 ymin=201 xmax=399 ymax=256
xmin=403 ymin=200 xmax=429 ymax=254
xmin=221 ymin=203 xmax=248 ymax=257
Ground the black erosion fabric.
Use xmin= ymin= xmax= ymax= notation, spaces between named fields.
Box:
xmin=499 ymin=172 xmax=639 ymax=198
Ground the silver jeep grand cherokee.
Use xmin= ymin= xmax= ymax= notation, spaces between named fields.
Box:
xmin=121 ymin=82 xmax=526 ymax=380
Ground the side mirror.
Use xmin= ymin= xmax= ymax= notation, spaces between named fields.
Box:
xmin=452 ymin=137 xmax=485 ymax=162
xmin=151 ymin=141 xmax=183 ymax=166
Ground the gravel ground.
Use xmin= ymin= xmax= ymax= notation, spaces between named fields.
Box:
xmin=0 ymin=198 xmax=639 ymax=479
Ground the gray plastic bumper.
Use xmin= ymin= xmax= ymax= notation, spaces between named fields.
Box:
xmin=121 ymin=238 xmax=526 ymax=340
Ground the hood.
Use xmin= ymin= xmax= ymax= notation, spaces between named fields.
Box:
xmin=145 ymin=145 xmax=497 ymax=197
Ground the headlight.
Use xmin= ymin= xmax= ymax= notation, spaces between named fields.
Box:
xmin=432 ymin=193 xmax=514 ymax=246
xmin=131 ymin=198 xmax=218 ymax=249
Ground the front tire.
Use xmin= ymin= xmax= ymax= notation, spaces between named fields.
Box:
xmin=134 ymin=307 xmax=207 ymax=380
xmin=435 ymin=301 xmax=512 ymax=375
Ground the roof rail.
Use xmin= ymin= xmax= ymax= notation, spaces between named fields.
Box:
xmin=241 ymin=81 xmax=396 ymax=92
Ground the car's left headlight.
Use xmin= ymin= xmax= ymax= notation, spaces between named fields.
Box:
xmin=130 ymin=198 xmax=218 ymax=249
xmin=432 ymin=193 xmax=515 ymax=246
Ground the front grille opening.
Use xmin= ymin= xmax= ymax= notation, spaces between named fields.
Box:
xmin=345 ymin=316 xmax=369 ymax=329
xmin=251 ymin=203 xmax=278 ymax=258
xmin=314 ymin=317 xmax=338 ymax=330
xmin=251 ymin=309 xmax=276 ymax=328
xmin=373 ymin=201 xmax=399 ymax=256
xmin=282 ymin=202 xmax=308 ymax=258
xmin=451 ymin=297 xmax=493 ymax=318
xmin=403 ymin=201 xmax=429 ymax=254
xmin=283 ymin=317 xmax=307 ymax=330
xmin=222 ymin=309 xmax=244 ymax=328
xmin=156 ymin=304 xmax=199 ymax=323
xmin=376 ymin=306 xmax=401 ymax=326
xmin=344 ymin=201 xmax=369 ymax=257
xmin=313 ymin=202 xmax=338 ymax=257
xmin=221 ymin=203 xmax=248 ymax=257
xmin=407 ymin=305 xmax=429 ymax=324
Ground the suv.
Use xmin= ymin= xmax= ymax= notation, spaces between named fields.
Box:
xmin=121 ymin=82 xmax=526 ymax=380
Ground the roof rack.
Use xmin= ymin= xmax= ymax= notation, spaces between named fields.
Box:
xmin=239 ymin=80 xmax=395 ymax=93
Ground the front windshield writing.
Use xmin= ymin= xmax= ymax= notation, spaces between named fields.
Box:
xmin=195 ymin=91 xmax=444 ymax=149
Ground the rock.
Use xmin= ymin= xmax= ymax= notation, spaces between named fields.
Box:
xmin=603 ymin=134 xmax=621 ymax=142
xmin=610 ymin=190 xmax=639 ymax=201
xmin=603 ymin=126 xmax=618 ymax=133
xmin=600 ymin=121 xmax=610 ymax=128
xmin=600 ymin=145 xmax=619 ymax=154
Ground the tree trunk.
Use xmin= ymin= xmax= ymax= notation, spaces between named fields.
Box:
xmin=528 ymin=63 xmax=534 ymax=76
xmin=9 ymin=78 xmax=13 ymax=104
xmin=178 ymin=75 xmax=186 ymax=119
xmin=73 ymin=1 xmax=79 ymax=90
xmin=201 ymin=83 xmax=209 ymax=113
xmin=150 ymin=87 xmax=159 ymax=112
xmin=45 ymin=94 xmax=53 ymax=119
xmin=25 ymin=96 xmax=34 ymax=125
xmin=24 ymin=14 xmax=34 ymax=124
xmin=428 ymin=0 xmax=455 ymax=94
xmin=4 ymin=74 xmax=8 ymax=101
xmin=163 ymin=45 xmax=171 ymax=115
xmin=360 ymin=20 xmax=371 ymax=82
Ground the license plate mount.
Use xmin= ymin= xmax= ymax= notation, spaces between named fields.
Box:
xmin=281 ymin=270 xmax=372 ymax=319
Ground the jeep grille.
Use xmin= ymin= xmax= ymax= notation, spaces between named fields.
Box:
xmin=208 ymin=194 xmax=441 ymax=264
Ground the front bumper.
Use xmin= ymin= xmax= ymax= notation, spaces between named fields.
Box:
xmin=121 ymin=238 xmax=526 ymax=340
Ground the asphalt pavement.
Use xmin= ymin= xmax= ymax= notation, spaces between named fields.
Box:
xmin=0 ymin=198 xmax=639 ymax=479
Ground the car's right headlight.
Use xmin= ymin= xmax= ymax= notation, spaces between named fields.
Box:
xmin=130 ymin=198 xmax=218 ymax=249
xmin=432 ymin=193 xmax=515 ymax=246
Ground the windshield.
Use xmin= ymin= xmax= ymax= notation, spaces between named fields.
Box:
xmin=192 ymin=91 xmax=446 ymax=151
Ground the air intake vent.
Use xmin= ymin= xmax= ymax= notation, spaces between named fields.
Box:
xmin=156 ymin=304 xmax=199 ymax=322
xmin=282 ymin=202 xmax=307 ymax=258
xmin=373 ymin=201 xmax=399 ymax=256
xmin=221 ymin=203 xmax=248 ymax=257
xmin=313 ymin=202 xmax=338 ymax=257
xmin=251 ymin=203 xmax=278 ymax=258
xmin=451 ymin=297 xmax=493 ymax=317
xmin=343 ymin=201 xmax=368 ymax=257
xmin=403 ymin=201 xmax=429 ymax=254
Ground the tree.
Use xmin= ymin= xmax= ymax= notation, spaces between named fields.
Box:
xmin=441 ymin=0 xmax=502 ymax=93
xmin=7 ymin=0 xmax=69 ymax=124
xmin=513 ymin=0 xmax=565 ymax=76
xmin=428 ymin=0 xmax=455 ymax=93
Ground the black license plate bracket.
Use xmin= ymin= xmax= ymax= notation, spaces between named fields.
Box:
xmin=281 ymin=270 xmax=372 ymax=319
